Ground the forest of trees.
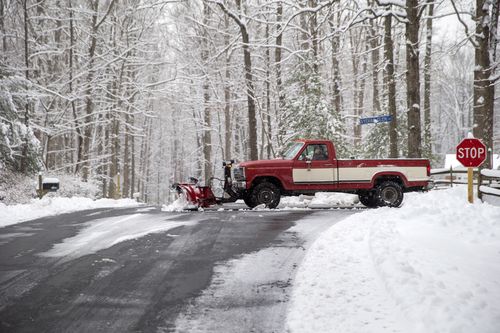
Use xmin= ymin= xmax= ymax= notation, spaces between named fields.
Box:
xmin=0 ymin=0 xmax=499 ymax=204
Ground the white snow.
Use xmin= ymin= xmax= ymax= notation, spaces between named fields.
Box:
xmin=161 ymin=195 xmax=194 ymax=212
xmin=42 ymin=177 xmax=60 ymax=184
xmin=40 ymin=213 xmax=193 ymax=260
xmin=482 ymin=168 xmax=500 ymax=178
xmin=279 ymin=192 xmax=359 ymax=209
xmin=0 ymin=197 xmax=142 ymax=228
xmin=287 ymin=186 xmax=500 ymax=333
xmin=480 ymin=185 xmax=500 ymax=197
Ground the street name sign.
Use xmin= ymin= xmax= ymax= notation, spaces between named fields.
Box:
xmin=359 ymin=115 xmax=392 ymax=125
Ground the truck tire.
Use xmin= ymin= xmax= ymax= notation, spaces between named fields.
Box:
xmin=243 ymin=195 xmax=257 ymax=208
xmin=376 ymin=181 xmax=403 ymax=207
xmin=250 ymin=182 xmax=281 ymax=209
xmin=358 ymin=191 xmax=379 ymax=208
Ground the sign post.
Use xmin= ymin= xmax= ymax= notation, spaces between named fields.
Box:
xmin=456 ymin=138 xmax=487 ymax=203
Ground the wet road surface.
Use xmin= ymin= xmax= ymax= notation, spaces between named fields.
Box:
xmin=0 ymin=206 xmax=359 ymax=332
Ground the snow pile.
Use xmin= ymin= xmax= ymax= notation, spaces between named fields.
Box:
xmin=279 ymin=192 xmax=359 ymax=209
xmin=287 ymin=186 xmax=500 ymax=333
xmin=41 ymin=213 xmax=192 ymax=260
xmin=0 ymin=197 xmax=141 ymax=228
xmin=161 ymin=195 xmax=197 ymax=212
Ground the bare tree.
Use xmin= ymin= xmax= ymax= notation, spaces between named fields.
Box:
xmin=214 ymin=0 xmax=258 ymax=160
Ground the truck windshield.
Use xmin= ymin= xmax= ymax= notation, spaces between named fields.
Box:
xmin=282 ymin=142 xmax=304 ymax=160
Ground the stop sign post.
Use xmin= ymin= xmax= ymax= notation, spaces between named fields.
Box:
xmin=456 ymin=138 xmax=487 ymax=203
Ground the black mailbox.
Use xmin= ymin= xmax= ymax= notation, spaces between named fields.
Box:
xmin=42 ymin=178 xmax=60 ymax=192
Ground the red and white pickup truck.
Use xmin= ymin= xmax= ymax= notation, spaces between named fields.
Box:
xmin=231 ymin=139 xmax=431 ymax=208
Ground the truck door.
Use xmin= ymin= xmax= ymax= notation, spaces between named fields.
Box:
xmin=292 ymin=144 xmax=336 ymax=184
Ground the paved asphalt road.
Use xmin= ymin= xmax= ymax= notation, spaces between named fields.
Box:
xmin=0 ymin=206 xmax=359 ymax=333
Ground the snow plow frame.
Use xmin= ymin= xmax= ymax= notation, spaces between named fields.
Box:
xmin=171 ymin=161 xmax=239 ymax=209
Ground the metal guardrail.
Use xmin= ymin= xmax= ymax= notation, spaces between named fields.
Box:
xmin=430 ymin=167 xmax=500 ymax=199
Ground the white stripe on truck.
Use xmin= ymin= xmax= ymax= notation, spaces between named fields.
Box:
xmin=292 ymin=166 xmax=428 ymax=184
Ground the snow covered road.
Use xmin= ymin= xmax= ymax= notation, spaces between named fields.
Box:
xmin=0 ymin=205 xmax=354 ymax=332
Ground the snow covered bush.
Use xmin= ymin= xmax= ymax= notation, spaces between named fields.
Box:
xmin=0 ymin=170 xmax=101 ymax=205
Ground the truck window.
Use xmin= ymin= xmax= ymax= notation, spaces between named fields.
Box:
xmin=299 ymin=144 xmax=329 ymax=161
xmin=283 ymin=142 xmax=304 ymax=160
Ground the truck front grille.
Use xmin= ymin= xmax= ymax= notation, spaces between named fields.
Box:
xmin=232 ymin=167 xmax=245 ymax=181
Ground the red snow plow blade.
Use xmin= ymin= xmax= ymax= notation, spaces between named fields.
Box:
xmin=171 ymin=161 xmax=239 ymax=210
xmin=173 ymin=183 xmax=217 ymax=209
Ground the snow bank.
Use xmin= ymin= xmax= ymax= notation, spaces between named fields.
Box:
xmin=481 ymin=168 xmax=500 ymax=178
xmin=161 ymin=195 xmax=197 ymax=212
xmin=279 ymin=192 xmax=359 ymax=209
xmin=0 ymin=197 xmax=141 ymax=228
xmin=0 ymin=170 xmax=101 ymax=205
xmin=287 ymin=186 xmax=500 ymax=333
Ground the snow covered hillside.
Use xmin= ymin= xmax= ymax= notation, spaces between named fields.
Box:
xmin=287 ymin=186 xmax=500 ymax=333
xmin=0 ymin=197 xmax=141 ymax=228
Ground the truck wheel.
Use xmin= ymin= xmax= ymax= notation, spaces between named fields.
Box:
xmin=376 ymin=181 xmax=403 ymax=207
xmin=251 ymin=182 xmax=281 ymax=209
xmin=243 ymin=195 xmax=257 ymax=208
xmin=358 ymin=191 xmax=378 ymax=208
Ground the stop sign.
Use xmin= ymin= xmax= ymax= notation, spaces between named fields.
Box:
xmin=456 ymin=138 xmax=487 ymax=167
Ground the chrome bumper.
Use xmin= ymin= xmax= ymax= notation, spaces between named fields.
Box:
xmin=233 ymin=181 xmax=247 ymax=190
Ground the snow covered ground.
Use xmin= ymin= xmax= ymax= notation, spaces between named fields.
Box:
xmin=162 ymin=192 xmax=360 ymax=211
xmin=287 ymin=186 xmax=500 ymax=333
xmin=0 ymin=197 xmax=142 ymax=228
xmin=278 ymin=192 xmax=359 ymax=209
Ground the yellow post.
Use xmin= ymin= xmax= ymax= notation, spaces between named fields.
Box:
xmin=467 ymin=167 xmax=473 ymax=203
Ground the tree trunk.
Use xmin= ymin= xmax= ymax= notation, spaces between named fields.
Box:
xmin=68 ymin=0 xmax=84 ymax=175
xmin=241 ymin=27 xmax=257 ymax=160
xmin=275 ymin=1 xmax=285 ymax=149
xmin=329 ymin=14 xmax=342 ymax=116
xmin=423 ymin=2 xmax=434 ymax=159
xmin=384 ymin=13 xmax=398 ymax=158
xmin=81 ymin=0 xmax=99 ymax=181
xmin=406 ymin=0 xmax=422 ymax=158
xmin=202 ymin=1 xmax=212 ymax=181
xmin=473 ymin=0 xmax=498 ymax=168
xmin=217 ymin=0 xmax=258 ymax=160
xmin=265 ymin=22 xmax=272 ymax=159
xmin=308 ymin=0 xmax=319 ymax=75
xmin=20 ymin=0 xmax=30 ymax=173
xmin=370 ymin=17 xmax=381 ymax=114
xmin=0 ymin=0 xmax=7 ymax=61
xmin=123 ymin=112 xmax=130 ymax=198
xmin=224 ymin=16 xmax=232 ymax=160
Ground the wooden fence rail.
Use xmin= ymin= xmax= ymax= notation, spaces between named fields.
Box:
xmin=430 ymin=167 xmax=500 ymax=199
xmin=478 ymin=169 xmax=500 ymax=199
